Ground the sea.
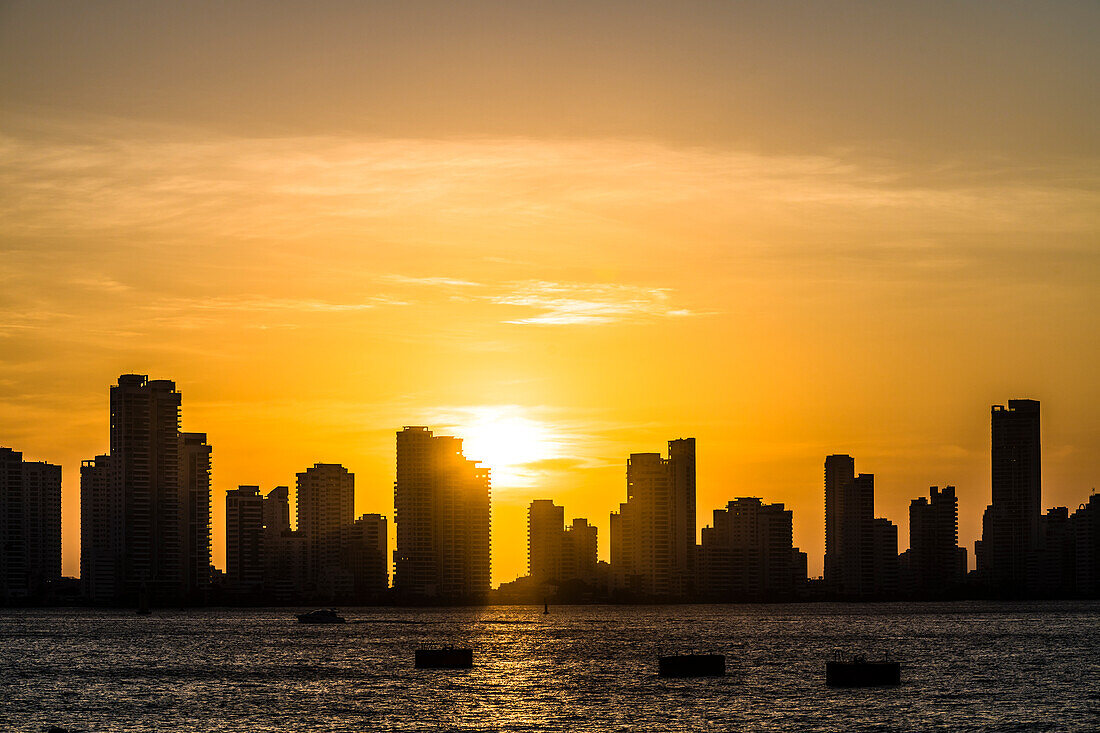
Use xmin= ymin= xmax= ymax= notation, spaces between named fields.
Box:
xmin=2 ymin=602 xmax=1098 ymax=732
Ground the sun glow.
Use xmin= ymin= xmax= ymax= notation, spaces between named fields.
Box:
xmin=441 ymin=406 xmax=563 ymax=489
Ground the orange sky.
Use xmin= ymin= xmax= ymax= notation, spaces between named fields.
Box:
xmin=1 ymin=1 xmax=1098 ymax=585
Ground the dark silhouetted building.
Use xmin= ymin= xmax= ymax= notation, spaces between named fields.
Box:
xmin=908 ymin=486 xmax=966 ymax=596
xmin=226 ymin=485 xmax=264 ymax=592
xmin=562 ymin=517 xmax=598 ymax=585
xmin=341 ymin=513 xmax=388 ymax=600
xmin=80 ymin=455 xmax=113 ymax=602
xmin=610 ymin=438 xmax=696 ymax=598
xmin=699 ymin=497 xmax=806 ymax=601
xmin=296 ymin=463 xmax=354 ymax=587
xmin=263 ymin=486 xmax=291 ymax=534
xmin=527 ymin=501 xmax=598 ymax=589
xmin=80 ymin=375 xmax=194 ymax=604
xmin=1071 ymin=494 xmax=1100 ymax=597
xmin=528 ymin=499 xmax=565 ymax=585
xmin=393 ymin=427 xmax=491 ymax=600
xmin=978 ymin=399 xmax=1041 ymax=593
xmin=823 ymin=456 xmax=896 ymax=597
xmin=180 ymin=432 xmax=212 ymax=598
xmin=1 ymin=448 xmax=62 ymax=601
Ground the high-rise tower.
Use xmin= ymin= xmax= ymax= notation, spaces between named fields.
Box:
xmin=393 ymin=427 xmax=490 ymax=600
xmin=979 ymin=399 xmax=1041 ymax=592
xmin=612 ymin=438 xmax=697 ymax=598
xmin=296 ymin=463 xmax=354 ymax=586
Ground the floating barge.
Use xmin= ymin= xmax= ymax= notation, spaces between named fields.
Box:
xmin=658 ymin=654 xmax=726 ymax=677
xmin=826 ymin=652 xmax=900 ymax=687
xmin=415 ymin=646 xmax=474 ymax=669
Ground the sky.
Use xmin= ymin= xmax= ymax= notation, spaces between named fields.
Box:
xmin=1 ymin=1 xmax=1098 ymax=585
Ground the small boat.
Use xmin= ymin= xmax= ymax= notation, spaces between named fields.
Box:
xmin=297 ymin=608 xmax=347 ymax=624
xmin=658 ymin=654 xmax=725 ymax=677
xmin=826 ymin=651 xmax=900 ymax=687
xmin=415 ymin=645 xmax=473 ymax=669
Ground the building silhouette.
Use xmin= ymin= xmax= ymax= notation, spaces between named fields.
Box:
xmin=610 ymin=438 xmax=696 ymax=598
xmin=823 ymin=455 xmax=897 ymax=598
xmin=296 ymin=463 xmax=354 ymax=588
xmin=527 ymin=500 xmax=599 ymax=590
xmin=1 ymin=448 xmax=62 ymax=602
xmin=78 ymin=375 xmax=211 ymax=605
xmin=79 ymin=454 xmax=113 ymax=602
xmin=698 ymin=497 xmax=806 ymax=601
xmin=226 ymin=485 xmax=265 ymax=592
xmin=1071 ymin=494 xmax=1100 ymax=597
xmin=261 ymin=486 xmax=308 ymax=602
xmin=180 ymin=432 xmax=212 ymax=599
xmin=906 ymin=486 xmax=966 ymax=596
xmin=393 ymin=427 xmax=490 ymax=600
xmin=562 ymin=517 xmax=598 ymax=585
xmin=340 ymin=513 xmax=388 ymax=601
xmin=528 ymin=499 xmax=565 ymax=585
xmin=978 ymin=399 xmax=1041 ymax=592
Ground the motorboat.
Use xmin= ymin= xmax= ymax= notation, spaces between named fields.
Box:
xmin=297 ymin=608 xmax=347 ymax=624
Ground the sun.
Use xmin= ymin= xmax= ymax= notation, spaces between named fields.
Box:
xmin=444 ymin=406 xmax=562 ymax=489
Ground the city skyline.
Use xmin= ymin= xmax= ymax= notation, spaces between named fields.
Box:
xmin=4 ymin=372 xmax=1099 ymax=591
xmin=3 ymin=2 xmax=1098 ymax=590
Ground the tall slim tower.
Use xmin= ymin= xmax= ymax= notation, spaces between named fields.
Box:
xmin=80 ymin=455 xmax=114 ymax=602
xmin=109 ymin=375 xmax=184 ymax=603
xmin=823 ymin=453 xmax=855 ymax=584
xmin=296 ymin=463 xmax=354 ymax=586
xmin=612 ymin=438 xmax=697 ymax=598
xmin=981 ymin=399 xmax=1041 ymax=592
xmin=225 ymin=485 xmax=264 ymax=591
xmin=393 ymin=427 xmax=490 ymax=600
xmin=179 ymin=432 xmax=212 ymax=597
xmin=0 ymin=448 xmax=62 ymax=601
xmin=528 ymin=499 xmax=565 ymax=585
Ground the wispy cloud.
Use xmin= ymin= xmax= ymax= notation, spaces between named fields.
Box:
xmin=492 ymin=281 xmax=700 ymax=325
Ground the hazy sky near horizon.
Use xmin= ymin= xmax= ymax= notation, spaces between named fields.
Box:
xmin=2 ymin=1 xmax=1098 ymax=584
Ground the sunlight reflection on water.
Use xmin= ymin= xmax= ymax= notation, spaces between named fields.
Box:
xmin=2 ymin=602 xmax=1098 ymax=732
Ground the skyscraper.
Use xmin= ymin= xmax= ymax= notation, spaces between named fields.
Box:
xmin=980 ymin=399 xmax=1041 ymax=592
xmin=1 ymin=447 xmax=62 ymax=601
xmin=262 ymin=486 xmax=307 ymax=602
xmin=80 ymin=375 xmax=209 ymax=604
xmin=908 ymin=486 xmax=965 ymax=596
xmin=528 ymin=499 xmax=565 ymax=585
xmin=698 ymin=497 xmax=806 ymax=601
xmin=611 ymin=438 xmax=697 ymax=598
xmin=20 ymin=459 xmax=62 ymax=596
xmin=393 ymin=427 xmax=491 ymax=600
xmin=341 ymin=513 xmax=388 ymax=599
xmin=296 ymin=463 xmax=354 ymax=587
xmin=226 ymin=485 xmax=264 ymax=591
xmin=823 ymin=455 xmax=896 ymax=597
xmin=80 ymin=455 xmax=114 ymax=603
xmin=111 ymin=375 xmax=183 ymax=602
xmin=561 ymin=517 xmax=598 ymax=585
xmin=179 ymin=432 xmax=212 ymax=597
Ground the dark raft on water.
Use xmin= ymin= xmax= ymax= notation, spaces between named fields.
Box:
xmin=415 ymin=646 xmax=474 ymax=669
xmin=826 ymin=652 xmax=901 ymax=687
xmin=658 ymin=654 xmax=726 ymax=677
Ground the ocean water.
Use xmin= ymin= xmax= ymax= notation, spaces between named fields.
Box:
xmin=2 ymin=602 xmax=1098 ymax=732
